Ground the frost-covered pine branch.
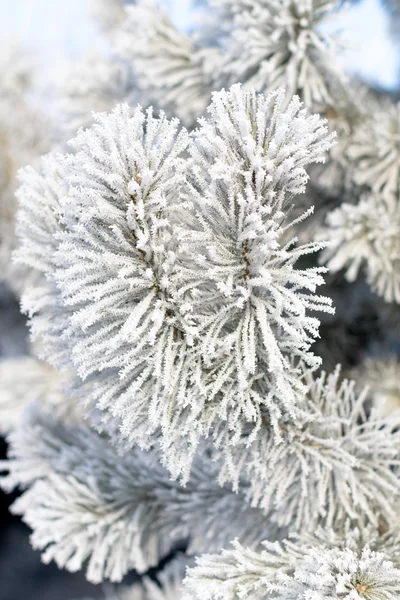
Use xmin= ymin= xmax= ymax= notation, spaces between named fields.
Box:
xmin=352 ymin=356 xmax=400 ymax=417
xmin=216 ymin=365 xmax=400 ymax=530
xmin=77 ymin=555 xmax=187 ymax=600
xmin=116 ymin=0 xmax=351 ymax=128
xmin=347 ymin=100 xmax=400 ymax=198
xmin=3 ymin=362 xmax=399 ymax=585
xmin=56 ymin=0 xmax=140 ymax=138
xmin=15 ymin=86 xmax=335 ymax=485
xmin=319 ymin=192 xmax=400 ymax=303
xmin=0 ymin=406 xmax=274 ymax=583
xmin=119 ymin=0 xmax=222 ymax=126
xmin=2 ymin=4 xmax=400 ymax=598
xmin=114 ymin=555 xmax=187 ymax=600
xmin=57 ymin=51 xmax=139 ymax=137
xmin=169 ymin=84 xmax=335 ymax=478
xmin=184 ymin=525 xmax=400 ymax=600
xmin=212 ymin=0 xmax=349 ymax=111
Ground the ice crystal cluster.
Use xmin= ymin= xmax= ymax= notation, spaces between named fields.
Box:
xmin=1 ymin=2 xmax=400 ymax=600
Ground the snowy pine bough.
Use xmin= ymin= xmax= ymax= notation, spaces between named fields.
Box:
xmin=13 ymin=86 xmax=336 ymax=484
xmin=0 ymin=1 xmax=400 ymax=600
xmin=185 ymin=527 xmax=400 ymax=600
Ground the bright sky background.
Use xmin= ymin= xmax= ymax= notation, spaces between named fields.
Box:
xmin=0 ymin=0 xmax=398 ymax=90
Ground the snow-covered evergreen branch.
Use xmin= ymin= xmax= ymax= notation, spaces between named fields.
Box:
xmin=15 ymin=87 xmax=335 ymax=485
xmin=212 ymin=0 xmax=349 ymax=110
xmin=217 ymin=365 xmax=400 ymax=530
xmin=120 ymin=0 xmax=220 ymax=126
xmin=1 ymin=406 xmax=274 ymax=583
xmin=347 ymin=100 xmax=400 ymax=198
xmin=185 ymin=526 xmax=400 ymax=600
xmin=320 ymin=192 xmax=400 ymax=303
xmin=2 ymin=4 xmax=400 ymax=598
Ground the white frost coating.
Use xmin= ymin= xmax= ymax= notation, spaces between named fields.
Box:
xmin=15 ymin=154 xmax=73 ymax=362
xmin=16 ymin=88 xmax=335 ymax=485
xmin=174 ymin=85 xmax=335 ymax=473
xmin=1 ymin=407 xmax=274 ymax=584
xmin=217 ymin=365 xmax=400 ymax=530
xmin=2 ymin=4 xmax=400 ymax=598
xmin=184 ymin=527 xmax=400 ymax=600
xmin=117 ymin=0 xmax=349 ymax=127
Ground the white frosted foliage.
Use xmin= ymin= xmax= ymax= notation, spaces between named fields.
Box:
xmin=347 ymin=101 xmax=400 ymax=198
xmin=57 ymin=51 xmax=139 ymax=136
xmin=1 ymin=3 xmax=400 ymax=599
xmin=1 ymin=407 xmax=274 ymax=583
xmin=15 ymin=87 xmax=335 ymax=486
xmin=184 ymin=527 xmax=400 ymax=600
xmin=217 ymin=365 xmax=400 ymax=530
xmin=320 ymin=193 xmax=400 ymax=303
xmin=212 ymin=0 xmax=348 ymax=110
xmin=120 ymin=0 xmax=219 ymax=126
xmin=176 ymin=85 xmax=335 ymax=471
xmin=352 ymin=356 xmax=400 ymax=418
